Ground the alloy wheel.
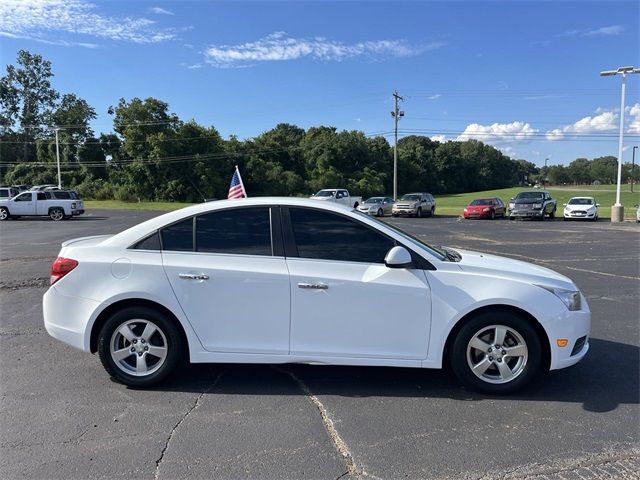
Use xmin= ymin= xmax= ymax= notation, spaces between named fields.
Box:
xmin=109 ymin=319 xmax=168 ymax=377
xmin=466 ymin=325 xmax=528 ymax=385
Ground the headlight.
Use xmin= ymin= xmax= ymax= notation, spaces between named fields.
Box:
xmin=463 ymin=208 xmax=468 ymax=212
xmin=538 ymin=285 xmax=581 ymax=311
xmin=509 ymin=203 xmax=515 ymax=209
xmin=533 ymin=203 xmax=542 ymax=209
xmin=483 ymin=207 xmax=491 ymax=212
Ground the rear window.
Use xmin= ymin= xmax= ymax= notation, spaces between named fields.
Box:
xmin=161 ymin=218 xmax=194 ymax=252
xmin=0 ymin=190 xmax=8 ymax=198
xmin=53 ymin=191 xmax=71 ymax=199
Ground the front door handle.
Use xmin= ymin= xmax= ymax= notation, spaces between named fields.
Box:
xmin=179 ymin=273 xmax=209 ymax=281
xmin=298 ymin=282 xmax=329 ymax=290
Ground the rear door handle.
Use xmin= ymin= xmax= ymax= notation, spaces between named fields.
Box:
xmin=179 ymin=273 xmax=209 ymax=281
xmin=298 ymin=282 xmax=329 ymax=290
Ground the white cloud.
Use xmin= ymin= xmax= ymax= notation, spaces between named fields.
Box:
xmin=457 ymin=121 xmax=537 ymax=143
xmin=148 ymin=7 xmax=173 ymax=15
xmin=626 ymin=103 xmax=640 ymax=134
xmin=546 ymin=109 xmax=622 ymax=140
xmin=0 ymin=0 xmax=177 ymax=45
xmin=204 ymin=31 xmax=444 ymax=67
xmin=430 ymin=135 xmax=447 ymax=143
xmin=546 ymin=129 xmax=565 ymax=141
xmin=427 ymin=94 xmax=441 ymax=100
xmin=559 ymin=24 xmax=625 ymax=37
xmin=186 ymin=63 xmax=202 ymax=70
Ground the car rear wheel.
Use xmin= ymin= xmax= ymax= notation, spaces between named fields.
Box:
xmin=98 ymin=306 xmax=184 ymax=387
xmin=49 ymin=208 xmax=64 ymax=221
xmin=0 ymin=207 xmax=8 ymax=221
xmin=450 ymin=311 xmax=542 ymax=394
xmin=377 ymin=208 xmax=383 ymax=217
xmin=430 ymin=207 xmax=435 ymax=217
xmin=549 ymin=209 xmax=555 ymax=219
xmin=416 ymin=207 xmax=422 ymax=218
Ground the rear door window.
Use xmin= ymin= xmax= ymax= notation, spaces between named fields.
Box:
xmin=160 ymin=218 xmax=194 ymax=252
xmin=195 ymin=207 xmax=272 ymax=256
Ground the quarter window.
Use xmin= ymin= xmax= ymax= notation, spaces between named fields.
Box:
xmin=161 ymin=218 xmax=194 ymax=252
xmin=288 ymin=208 xmax=394 ymax=264
xmin=196 ymin=207 xmax=272 ymax=256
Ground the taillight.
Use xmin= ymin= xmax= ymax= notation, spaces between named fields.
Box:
xmin=50 ymin=257 xmax=78 ymax=285
xmin=71 ymin=202 xmax=76 ymax=208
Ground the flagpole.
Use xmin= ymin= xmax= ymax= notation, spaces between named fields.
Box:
xmin=235 ymin=165 xmax=247 ymax=197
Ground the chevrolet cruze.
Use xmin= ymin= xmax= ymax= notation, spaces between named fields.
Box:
xmin=44 ymin=198 xmax=590 ymax=394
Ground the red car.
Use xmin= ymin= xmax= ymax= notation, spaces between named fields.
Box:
xmin=463 ymin=197 xmax=506 ymax=219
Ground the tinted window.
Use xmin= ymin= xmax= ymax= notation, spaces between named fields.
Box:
xmin=0 ymin=190 xmax=8 ymax=198
xmin=53 ymin=191 xmax=71 ymax=199
xmin=15 ymin=193 xmax=32 ymax=202
xmin=37 ymin=192 xmax=46 ymax=200
xmin=133 ymin=232 xmax=161 ymax=250
xmin=196 ymin=207 xmax=271 ymax=256
xmin=289 ymin=208 xmax=394 ymax=264
xmin=161 ymin=218 xmax=194 ymax=252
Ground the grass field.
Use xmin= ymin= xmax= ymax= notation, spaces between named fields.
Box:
xmin=85 ymin=185 xmax=640 ymax=220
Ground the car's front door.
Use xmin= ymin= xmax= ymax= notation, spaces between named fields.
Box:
xmin=10 ymin=192 xmax=36 ymax=215
xmin=161 ymin=206 xmax=290 ymax=354
xmin=284 ymin=207 xmax=431 ymax=360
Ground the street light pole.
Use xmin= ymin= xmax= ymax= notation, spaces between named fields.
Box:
xmin=600 ymin=66 xmax=640 ymax=222
xmin=55 ymin=127 xmax=62 ymax=189
xmin=632 ymin=146 xmax=638 ymax=193
xmin=391 ymin=91 xmax=404 ymax=201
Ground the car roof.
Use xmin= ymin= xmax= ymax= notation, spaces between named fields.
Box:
xmin=104 ymin=197 xmax=364 ymax=247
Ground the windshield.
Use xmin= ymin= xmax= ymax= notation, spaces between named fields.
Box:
xmin=364 ymin=197 xmax=383 ymax=204
xmin=400 ymin=194 xmax=420 ymax=201
xmin=568 ymin=198 xmax=593 ymax=205
xmin=516 ymin=192 xmax=543 ymax=200
xmin=470 ymin=199 xmax=492 ymax=206
xmin=315 ymin=190 xmax=336 ymax=197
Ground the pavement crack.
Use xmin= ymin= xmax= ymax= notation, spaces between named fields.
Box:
xmin=275 ymin=367 xmax=367 ymax=478
xmin=0 ymin=277 xmax=50 ymax=292
xmin=153 ymin=370 xmax=225 ymax=480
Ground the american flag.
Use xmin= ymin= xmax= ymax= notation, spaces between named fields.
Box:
xmin=228 ymin=166 xmax=247 ymax=199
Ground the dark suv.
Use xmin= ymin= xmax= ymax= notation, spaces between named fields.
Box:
xmin=509 ymin=191 xmax=557 ymax=220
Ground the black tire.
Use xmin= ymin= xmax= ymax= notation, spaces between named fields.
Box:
xmin=98 ymin=306 xmax=184 ymax=387
xmin=593 ymin=216 xmax=598 ymax=222
xmin=509 ymin=216 xmax=515 ymax=221
xmin=549 ymin=208 xmax=555 ymax=219
xmin=49 ymin=207 xmax=64 ymax=221
xmin=490 ymin=210 xmax=495 ymax=220
xmin=416 ymin=207 xmax=422 ymax=218
xmin=539 ymin=213 xmax=545 ymax=221
xmin=0 ymin=207 xmax=9 ymax=221
xmin=431 ymin=207 xmax=436 ymax=217
xmin=353 ymin=202 xmax=359 ymax=209
xmin=450 ymin=310 xmax=542 ymax=395
xmin=392 ymin=213 xmax=398 ymax=217
xmin=563 ymin=217 xmax=568 ymax=221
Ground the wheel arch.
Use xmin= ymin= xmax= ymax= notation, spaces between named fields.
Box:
xmin=90 ymin=298 xmax=190 ymax=357
xmin=442 ymin=304 xmax=551 ymax=371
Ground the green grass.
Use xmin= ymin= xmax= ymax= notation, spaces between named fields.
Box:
xmin=435 ymin=185 xmax=640 ymax=219
xmin=84 ymin=200 xmax=192 ymax=211
xmin=84 ymin=185 xmax=640 ymax=219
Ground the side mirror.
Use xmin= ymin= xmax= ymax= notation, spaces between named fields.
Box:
xmin=510 ymin=198 xmax=514 ymax=201
xmin=384 ymin=246 xmax=414 ymax=269
xmin=596 ymin=204 xmax=600 ymax=207
xmin=563 ymin=203 xmax=567 ymax=206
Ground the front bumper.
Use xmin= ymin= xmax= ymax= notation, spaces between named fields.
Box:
xmin=545 ymin=305 xmax=591 ymax=371
xmin=564 ymin=210 xmax=596 ymax=219
xmin=43 ymin=286 xmax=99 ymax=352
xmin=509 ymin=209 xmax=544 ymax=218
xmin=357 ymin=208 xmax=377 ymax=216
xmin=72 ymin=209 xmax=85 ymax=216
xmin=464 ymin=211 xmax=491 ymax=219
xmin=392 ymin=208 xmax=416 ymax=216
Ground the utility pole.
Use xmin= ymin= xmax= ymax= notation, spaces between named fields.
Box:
xmin=632 ymin=146 xmax=638 ymax=193
xmin=391 ymin=91 xmax=404 ymax=201
xmin=543 ymin=157 xmax=549 ymax=189
xmin=55 ymin=127 xmax=62 ymax=189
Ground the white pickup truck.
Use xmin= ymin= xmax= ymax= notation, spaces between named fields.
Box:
xmin=0 ymin=190 xmax=85 ymax=221
xmin=310 ymin=189 xmax=362 ymax=209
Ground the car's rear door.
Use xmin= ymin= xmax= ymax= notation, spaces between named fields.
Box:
xmin=161 ymin=206 xmax=291 ymax=354
xmin=284 ymin=206 xmax=431 ymax=360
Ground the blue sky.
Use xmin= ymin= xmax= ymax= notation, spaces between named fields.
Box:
xmin=1 ymin=0 xmax=639 ymax=165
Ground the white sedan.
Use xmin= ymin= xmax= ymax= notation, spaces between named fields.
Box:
xmin=563 ymin=196 xmax=599 ymax=221
xmin=43 ymin=198 xmax=590 ymax=394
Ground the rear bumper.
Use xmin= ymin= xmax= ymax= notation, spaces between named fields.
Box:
xmin=43 ymin=286 xmax=99 ymax=352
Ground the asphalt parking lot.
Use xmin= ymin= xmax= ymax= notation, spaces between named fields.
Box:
xmin=1 ymin=211 xmax=639 ymax=480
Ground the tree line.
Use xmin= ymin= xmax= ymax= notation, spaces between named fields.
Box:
xmin=1 ymin=50 xmax=637 ymax=202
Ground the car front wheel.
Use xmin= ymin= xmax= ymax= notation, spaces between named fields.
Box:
xmin=450 ymin=311 xmax=542 ymax=394
xmin=98 ymin=306 xmax=184 ymax=387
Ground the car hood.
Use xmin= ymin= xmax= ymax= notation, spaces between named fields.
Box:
xmin=310 ymin=196 xmax=332 ymax=201
xmin=452 ymin=248 xmax=575 ymax=289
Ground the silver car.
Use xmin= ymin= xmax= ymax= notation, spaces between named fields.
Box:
xmin=356 ymin=196 xmax=394 ymax=217
xmin=392 ymin=192 xmax=436 ymax=218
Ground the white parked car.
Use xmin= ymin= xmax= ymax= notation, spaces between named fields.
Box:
xmin=43 ymin=198 xmax=590 ymax=394
xmin=310 ymin=189 xmax=362 ymax=209
xmin=0 ymin=190 xmax=85 ymax=221
xmin=563 ymin=196 xmax=599 ymax=221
